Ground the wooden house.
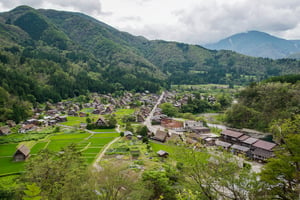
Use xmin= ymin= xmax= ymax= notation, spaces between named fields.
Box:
xmin=251 ymin=140 xmax=276 ymax=161
xmin=152 ymin=129 xmax=169 ymax=143
xmin=124 ymin=131 xmax=133 ymax=139
xmin=14 ymin=145 xmax=30 ymax=161
xmin=215 ymin=140 xmax=232 ymax=150
xmin=0 ymin=126 xmax=11 ymax=135
xmin=190 ymin=127 xmax=211 ymax=134
xmin=161 ymin=118 xmax=183 ymax=129
xmin=96 ymin=117 xmax=108 ymax=127
xmin=221 ymin=129 xmax=244 ymax=143
xmin=230 ymin=144 xmax=250 ymax=156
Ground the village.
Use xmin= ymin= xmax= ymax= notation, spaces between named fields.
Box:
xmin=0 ymin=89 xmax=277 ymax=176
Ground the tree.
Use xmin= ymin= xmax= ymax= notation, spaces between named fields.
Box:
xmin=260 ymin=115 xmax=300 ymax=199
xmin=159 ymin=103 xmax=178 ymax=117
xmin=91 ymin=163 xmax=147 ymax=200
xmin=177 ymin=149 xmax=266 ymax=200
xmin=20 ymin=145 xmax=93 ymax=199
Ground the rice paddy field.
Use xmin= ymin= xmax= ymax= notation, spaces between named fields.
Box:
xmin=0 ymin=129 xmax=118 ymax=175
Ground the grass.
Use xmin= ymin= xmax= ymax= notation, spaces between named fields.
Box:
xmin=83 ymin=147 xmax=102 ymax=154
xmin=30 ymin=142 xmax=47 ymax=154
xmin=92 ymin=132 xmax=120 ymax=137
xmin=149 ymin=141 xmax=180 ymax=158
xmin=0 ymin=143 xmax=17 ymax=157
xmin=0 ymin=157 xmax=25 ymax=175
xmin=114 ymin=109 xmax=135 ymax=116
xmin=90 ymin=129 xmax=116 ymax=133
xmin=49 ymin=133 xmax=91 ymax=140
xmin=88 ymin=137 xmax=114 ymax=146
xmin=47 ymin=139 xmax=83 ymax=151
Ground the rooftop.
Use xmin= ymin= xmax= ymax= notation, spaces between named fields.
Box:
xmin=253 ymin=140 xmax=276 ymax=150
xmin=222 ymin=129 xmax=244 ymax=138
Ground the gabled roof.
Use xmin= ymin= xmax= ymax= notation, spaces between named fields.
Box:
xmin=253 ymin=140 xmax=276 ymax=150
xmin=215 ymin=140 xmax=232 ymax=148
xmin=16 ymin=145 xmax=30 ymax=156
xmin=238 ymin=135 xmax=250 ymax=141
xmin=242 ymin=137 xmax=259 ymax=145
xmin=157 ymin=150 xmax=169 ymax=156
xmin=124 ymin=131 xmax=133 ymax=136
xmin=222 ymin=129 xmax=244 ymax=138
xmin=231 ymin=144 xmax=250 ymax=152
xmin=153 ymin=129 xmax=169 ymax=141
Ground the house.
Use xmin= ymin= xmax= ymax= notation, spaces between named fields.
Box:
xmin=251 ymin=140 xmax=277 ymax=161
xmin=19 ymin=124 xmax=36 ymax=133
xmin=215 ymin=140 xmax=232 ymax=150
xmin=0 ymin=126 xmax=11 ymax=135
xmin=68 ymin=110 xmax=78 ymax=116
xmin=79 ymin=112 xmax=87 ymax=117
xmin=221 ymin=129 xmax=244 ymax=143
xmin=152 ymin=129 xmax=169 ymax=143
xmin=190 ymin=127 xmax=211 ymax=134
xmin=124 ymin=131 xmax=133 ymax=139
xmin=55 ymin=116 xmax=67 ymax=123
xmin=136 ymin=114 xmax=145 ymax=122
xmin=184 ymin=120 xmax=203 ymax=129
xmin=6 ymin=120 xmax=16 ymax=127
xmin=157 ymin=150 xmax=169 ymax=158
xmin=230 ymin=144 xmax=250 ymax=155
xmin=96 ymin=117 xmax=108 ymax=127
xmin=13 ymin=145 xmax=30 ymax=161
xmin=241 ymin=137 xmax=258 ymax=148
xmin=92 ymin=109 xmax=101 ymax=114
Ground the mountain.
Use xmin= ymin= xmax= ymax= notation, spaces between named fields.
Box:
xmin=204 ymin=30 xmax=300 ymax=59
xmin=0 ymin=6 xmax=300 ymax=121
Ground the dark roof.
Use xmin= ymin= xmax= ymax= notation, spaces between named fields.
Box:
xmin=253 ymin=140 xmax=276 ymax=150
xmin=242 ymin=137 xmax=259 ymax=145
xmin=231 ymin=144 xmax=250 ymax=152
xmin=215 ymin=140 xmax=232 ymax=148
xmin=0 ymin=126 xmax=10 ymax=134
xmin=16 ymin=145 xmax=30 ymax=156
xmin=222 ymin=129 xmax=244 ymax=138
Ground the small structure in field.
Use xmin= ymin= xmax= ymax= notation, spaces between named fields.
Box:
xmin=124 ymin=131 xmax=133 ymax=139
xmin=157 ymin=150 xmax=169 ymax=158
xmin=13 ymin=145 xmax=30 ymax=161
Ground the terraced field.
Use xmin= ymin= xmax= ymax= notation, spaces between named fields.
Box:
xmin=0 ymin=129 xmax=118 ymax=175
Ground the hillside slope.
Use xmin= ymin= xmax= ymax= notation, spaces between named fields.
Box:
xmin=0 ymin=6 xmax=299 ymax=108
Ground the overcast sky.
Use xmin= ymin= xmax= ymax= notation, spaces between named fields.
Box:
xmin=1 ymin=0 xmax=300 ymax=44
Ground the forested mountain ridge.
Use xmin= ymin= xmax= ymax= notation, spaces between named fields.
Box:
xmin=0 ymin=5 xmax=300 ymax=122
xmin=205 ymin=30 xmax=300 ymax=59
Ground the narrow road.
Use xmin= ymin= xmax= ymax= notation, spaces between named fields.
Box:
xmin=93 ymin=136 xmax=120 ymax=171
xmin=143 ymin=91 xmax=165 ymax=133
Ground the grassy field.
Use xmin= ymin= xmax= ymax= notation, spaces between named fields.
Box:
xmin=90 ymin=129 xmax=117 ymax=133
xmin=0 ymin=129 xmax=119 ymax=175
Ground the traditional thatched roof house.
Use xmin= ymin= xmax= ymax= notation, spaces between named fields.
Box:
xmin=96 ymin=117 xmax=108 ymax=127
xmin=124 ymin=131 xmax=133 ymax=139
xmin=14 ymin=145 xmax=30 ymax=161
xmin=6 ymin=120 xmax=16 ymax=127
xmin=0 ymin=126 xmax=11 ymax=135
xmin=152 ymin=129 xmax=169 ymax=143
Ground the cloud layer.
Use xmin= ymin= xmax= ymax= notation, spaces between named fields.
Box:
xmin=1 ymin=0 xmax=300 ymax=44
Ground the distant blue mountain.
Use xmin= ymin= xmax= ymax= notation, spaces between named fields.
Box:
xmin=204 ymin=31 xmax=300 ymax=59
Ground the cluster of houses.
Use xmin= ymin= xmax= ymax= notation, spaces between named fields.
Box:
xmin=217 ymin=129 xmax=277 ymax=161
xmin=149 ymin=115 xmax=277 ymax=162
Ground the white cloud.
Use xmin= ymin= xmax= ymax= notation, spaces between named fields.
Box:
xmin=0 ymin=0 xmax=300 ymax=44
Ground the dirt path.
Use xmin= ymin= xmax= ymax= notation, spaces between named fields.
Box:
xmin=92 ymin=136 xmax=120 ymax=171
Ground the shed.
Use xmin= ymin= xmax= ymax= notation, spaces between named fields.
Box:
xmin=14 ymin=145 xmax=30 ymax=161
xmin=157 ymin=150 xmax=169 ymax=158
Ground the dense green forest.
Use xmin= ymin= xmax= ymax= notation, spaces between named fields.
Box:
xmin=225 ymin=75 xmax=300 ymax=131
xmin=0 ymin=6 xmax=300 ymax=123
